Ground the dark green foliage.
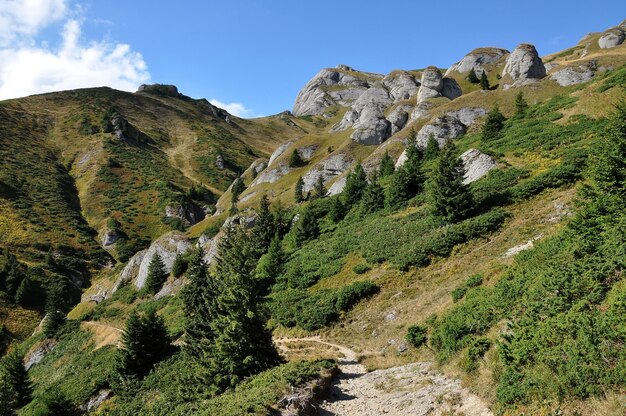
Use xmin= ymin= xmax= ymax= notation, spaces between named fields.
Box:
xmin=0 ymin=370 xmax=17 ymax=416
xmin=31 ymin=390 xmax=80 ymax=416
xmin=451 ymin=274 xmax=483 ymax=302
xmin=428 ymin=141 xmax=472 ymax=222
xmin=230 ymin=177 xmax=245 ymax=203
xmin=43 ymin=285 xmax=66 ymax=339
xmin=352 ymin=263 xmax=371 ymax=274
xmin=0 ymin=350 xmax=32 ymax=408
xmin=14 ymin=277 xmax=33 ymax=307
xmin=294 ymin=176 xmax=305 ymax=203
xmin=378 ymin=151 xmax=395 ymax=177
xmin=423 ymin=135 xmax=439 ymax=160
xmin=461 ymin=337 xmax=491 ymax=372
xmin=329 ymin=196 xmax=347 ymax=223
xmin=386 ymin=135 xmax=425 ymax=209
xmin=288 ymin=149 xmax=304 ymax=168
xmin=334 ymin=281 xmax=379 ymax=311
xmin=252 ymin=194 xmax=276 ymax=253
xmin=343 ymin=164 xmax=368 ymax=207
xmin=514 ymin=91 xmax=528 ymax=117
xmin=144 ymin=253 xmax=168 ymax=294
xmin=482 ymin=106 xmax=506 ymax=141
xmin=171 ymin=252 xmax=187 ymax=278
xmin=480 ymin=71 xmax=490 ymax=90
xmin=294 ymin=205 xmax=320 ymax=246
xmin=313 ymin=175 xmax=327 ymax=199
xmin=360 ymin=177 xmax=384 ymax=214
xmin=467 ymin=68 xmax=479 ymax=83
xmin=118 ymin=309 xmax=170 ymax=379
xmin=255 ymin=234 xmax=285 ymax=295
xmin=406 ymin=325 xmax=427 ymax=348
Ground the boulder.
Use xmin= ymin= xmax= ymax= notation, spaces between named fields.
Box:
xmin=550 ymin=63 xmax=595 ymax=86
xmin=137 ymin=84 xmax=180 ymax=97
xmin=444 ymin=107 xmax=487 ymax=126
xmin=268 ymin=141 xmax=294 ymax=166
xmin=598 ymin=28 xmax=625 ymax=49
xmin=81 ymin=390 xmax=112 ymax=413
xmin=502 ymin=43 xmax=546 ymax=82
xmin=251 ymin=164 xmax=291 ymax=185
xmin=297 ymin=144 xmax=319 ymax=160
xmin=133 ymin=232 xmax=193 ymax=290
xmin=416 ymin=116 xmax=466 ymax=148
xmin=215 ymin=154 xmax=225 ymax=169
xmin=326 ymin=177 xmax=348 ymax=196
xmin=382 ymin=71 xmax=420 ymax=102
xmin=351 ymin=117 xmax=391 ymax=145
xmin=154 ymin=277 xmax=184 ymax=300
xmin=302 ymin=153 xmax=352 ymax=192
xmin=460 ymin=149 xmax=496 ymax=184
xmin=25 ymin=339 xmax=57 ymax=370
xmin=445 ymin=47 xmax=509 ymax=76
xmin=223 ymin=213 xmax=257 ymax=230
xmin=164 ymin=201 xmax=206 ymax=225
xmin=416 ymin=66 xmax=443 ymax=101
xmin=101 ymin=229 xmax=118 ymax=247
xmin=332 ymin=109 xmax=359 ymax=132
xmin=387 ymin=104 xmax=412 ymax=135
xmin=350 ymin=86 xmax=394 ymax=144
xmin=112 ymin=250 xmax=146 ymax=293
xmin=395 ymin=151 xmax=408 ymax=168
xmin=410 ymin=101 xmax=433 ymax=121
xmin=441 ymin=78 xmax=462 ymax=100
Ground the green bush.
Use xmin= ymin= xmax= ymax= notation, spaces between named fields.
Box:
xmin=461 ymin=337 xmax=491 ymax=372
xmin=405 ymin=325 xmax=427 ymax=348
xmin=451 ymin=274 xmax=483 ymax=302
xmin=352 ymin=263 xmax=371 ymax=274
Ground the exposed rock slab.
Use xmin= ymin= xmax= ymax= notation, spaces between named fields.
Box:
xmin=598 ymin=28 xmax=625 ymax=49
xmin=251 ymin=164 xmax=291 ymax=185
xmin=460 ymin=149 xmax=497 ymax=184
xmin=327 ymin=177 xmax=348 ymax=196
xmin=383 ymin=71 xmax=420 ymax=102
xmin=550 ymin=63 xmax=595 ymax=86
xmin=268 ymin=141 xmax=294 ymax=166
xmin=417 ymin=66 xmax=444 ymax=101
xmin=302 ymin=153 xmax=352 ymax=192
xmin=133 ymin=232 xmax=192 ymax=290
xmin=416 ymin=115 xmax=467 ymax=148
xmin=445 ymin=107 xmax=487 ymax=127
xmin=445 ymin=47 xmax=509 ymax=76
xmin=502 ymin=43 xmax=546 ymax=84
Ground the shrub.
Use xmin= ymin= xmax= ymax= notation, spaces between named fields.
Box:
xmin=461 ymin=337 xmax=491 ymax=372
xmin=352 ymin=263 xmax=371 ymax=274
xmin=406 ymin=325 xmax=427 ymax=348
xmin=451 ymin=274 xmax=483 ymax=302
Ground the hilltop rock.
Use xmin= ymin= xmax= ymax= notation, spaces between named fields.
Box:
xmin=445 ymin=47 xmax=509 ymax=76
xmin=133 ymin=232 xmax=192 ymax=290
xmin=442 ymin=78 xmax=462 ymax=100
xmin=302 ymin=153 xmax=352 ymax=192
xmin=137 ymin=84 xmax=180 ymax=98
xmin=550 ymin=63 xmax=595 ymax=86
xmin=460 ymin=149 xmax=496 ymax=184
xmin=383 ymin=71 xmax=420 ymax=102
xmin=598 ymin=28 xmax=625 ymax=48
xmin=502 ymin=44 xmax=546 ymax=83
xmin=416 ymin=115 xmax=466 ymax=147
xmin=417 ymin=67 xmax=443 ymax=101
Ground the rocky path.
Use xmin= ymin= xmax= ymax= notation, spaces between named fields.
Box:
xmin=276 ymin=337 xmax=493 ymax=416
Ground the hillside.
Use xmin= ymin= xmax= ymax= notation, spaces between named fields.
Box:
xmin=0 ymin=17 xmax=626 ymax=416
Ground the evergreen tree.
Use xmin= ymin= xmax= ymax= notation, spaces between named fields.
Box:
xmin=255 ymin=233 xmax=286 ymax=295
xmin=288 ymin=149 xmax=304 ymax=168
xmin=43 ymin=285 xmax=65 ymax=339
xmin=0 ymin=370 xmax=17 ymax=416
xmin=37 ymin=390 xmax=79 ymax=416
xmin=252 ymin=194 xmax=276 ymax=253
xmin=385 ymin=134 xmax=425 ymax=209
xmin=231 ymin=177 xmax=246 ymax=204
xmin=295 ymin=206 xmax=320 ymax=246
xmin=467 ymin=68 xmax=479 ymax=83
xmin=313 ymin=175 xmax=327 ymax=199
xmin=144 ymin=253 xmax=168 ymax=294
xmin=329 ymin=196 xmax=347 ymax=223
xmin=480 ymin=71 xmax=490 ymax=90
xmin=379 ymin=151 xmax=395 ymax=177
xmin=118 ymin=309 xmax=169 ymax=378
xmin=361 ymin=175 xmax=385 ymax=214
xmin=482 ymin=105 xmax=506 ymax=142
xmin=0 ymin=350 xmax=32 ymax=408
xmin=423 ymin=134 xmax=440 ymax=160
xmin=171 ymin=252 xmax=187 ymax=278
xmin=514 ymin=91 xmax=528 ymax=117
xmin=294 ymin=176 xmax=305 ymax=203
xmin=428 ymin=141 xmax=472 ymax=222
xmin=207 ymin=226 xmax=281 ymax=391
xmin=14 ymin=278 xmax=32 ymax=307
xmin=343 ymin=164 xmax=368 ymax=207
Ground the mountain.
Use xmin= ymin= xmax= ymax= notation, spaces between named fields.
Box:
xmin=1 ymin=18 xmax=626 ymax=416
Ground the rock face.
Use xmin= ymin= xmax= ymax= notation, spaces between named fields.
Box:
xmin=81 ymin=390 xmax=112 ymax=413
xmin=460 ymin=149 xmax=497 ymax=184
xmin=297 ymin=144 xmax=318 ymax=160
xmin=598 ymin=28 xmax=625 ymax=49
xmin=268 ymin=141 xmax=294 ymax=166
xmin=502 ymin=44 xmax=546 ymax=83
xmin=445 ymin=107 xmax=487 ymax=127
xmin=387 ymin=104 xmax=412 ymax=135
xmin=550 ymin=63 xmax=595 ymax=86
xmin=416 ymin=115 xmax=467 ymax=148
xmin=138 ymin=84 xmax=180 ymax=97
xmin=251 ymin=164 xmax=291 ymax=185
xmin=164 ymin=201 xmax=205 ymax=225
xmin=25 ymin=339 xmax=57 ymax=370
xmin=442 ymin=78 xmax=462 ymax=100
xmin=302 ymin=153 xmax=352 ymax=192
xmin=112 ymin=250 xmax=146 ymax=293
xmin=417 ymin=67 xmax=444 ymax=101
xmin=350 ymin=86 xmax=393 ymax=145
xmin=382 ymin=71 xmax=420 ymax=102
xmin=326 ymin=176 xmax=348 ymax=196
xmin=101 ymin=229 xmax=118 ymax=247
xmin=445 ymin=47 xmax=509 ymax=76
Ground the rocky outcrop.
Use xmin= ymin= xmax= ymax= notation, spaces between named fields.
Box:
xmin=444 ymin=107 xmax=487 ymax=127
xmin=251 ymin=164 xmax=291 ymax=185
xmin=268 ymin=141 xmax=294 ymax=166
xmin=164 ymin=201 xmax=206 ymax=225
xmin=223 ymin=212 xmax=257 ymax=229
xmin=332 ymin=109 xmax=359 ymax=132
xmin=445 ymin=47 xmax=509 ymax=76
xmin=327 ymin=177 xmax=348 ymax=196
xmin=25 ymin=339 xmax=57 ymax=370
xmin=387 ymin=104 xmax=412 ymax=135
xmin=133 ymin=232 xmax=192 ymax=290
xmin=382 ymin=71 xmax=420 ymax=102
xmin=550 ymin=62 xmax=595 ymax=86
xmin=215 ymin=154 xmax=225 ymax=169
xmin=460 ymin=149 xmax=497 ymax=184
xmin=410 ymin=101 xmax=434 ymax=122
xmin=112 ymin=250 xmax=146 ymax=293
xmin=417 ymin=67 xmax=462 ymax=102
xmin=298 ymin=144 xmax=319 ymax=160
xmin=598 ymin=27 xmax=625 ymax=49
xmin=81 ymin=389 xmax=112 ymax=413
xmin=416 ymin=115 xmax=466 ymax=148
xmin=302 ymin=153 xmax=352 ymax=192
xmin=502 ymin=44 xmax=546 ymax=85
xmin=137 ymin=84 xmax=181 ymax=98
xmin=101 ymin=229 xmax=118 ymax=247
xmin=350 ymin=86 xmax=393 ymax=145
xmin=442 ymin=78 xmax=462 ymax=100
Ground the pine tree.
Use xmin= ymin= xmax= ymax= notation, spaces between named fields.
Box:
xmin=231 ymin=177 xmax=246 ymax=204
xmin=144 ymin=253 xmax=168 ymax=294
xmin=118 ymin=309 xmax=170 ymax=378
xmin=14 ymin=278 xmax=31 ymax=307
xmin=171 ymin=252 xmax=187 ymax=277
xmin=329 ymin=196 xmax=347 ymax=222
xmin=343 ymin=164 xmax=368 ymax=207
xmin=428 ymin=141 xmax=472 ymax=222
xmin=379 ymin=151 xmax=395 ymax=177
xmin=295 ymin=206 xmax=320 ymax=246
xmin=482 ymin=105 xmax=506 ymax=142
xmin=385 ymin=134 xmax=425 ymax=209
xmin=313 ymin=175 xmax=327 ymax=199
xmin=361 ymin=175 xmax=385 ymax=214
xmin=207 ymin=226 xmax=281 ymax=391
xmin=43 ymin=285 xmax=66 ymax=339
xmin=288 ymin=149 xmax=304 ymax=168
xmin=117 ymin=312 xmax=143 ymax=378
xmin=0 ymin=350 xmax=32 ymax=408
xmin=467 ymin=68 xmax=479 ymax=83
xmin=423 ymin=134 xmax=440 ymax=160
xmin=480 ymin=71 xmax=490 ymax=90
xmin=514 ymin=91 xmax=528 ymax=117
xmin=252 ymin=194 xmax=276 ymax=254
xmin=0 ymin=370 xmax=17 ymax=416
xmin=255 ymin=233 xmax=286 ymax=295
xmin=294 ymin=176 xmax=305 ymax=203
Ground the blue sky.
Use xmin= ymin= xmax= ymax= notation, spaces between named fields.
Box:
xmin=0 ymin=0 xmax=624 ymax=117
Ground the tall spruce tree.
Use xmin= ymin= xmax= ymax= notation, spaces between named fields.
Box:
xmin=379 ymin=151 xmax=395 ymax=177
xmin=252 ymin=194 xmax=276 ymax=253
xmin=295 ymin=206 xmax=320 ymax=246
xmin=385 ymin=134 xmax=425 ymax=209
xmin=329 ymin=196 xmax=347 ymax=223
xmin=118 ymin=309 xmax=169 ymax=378
xmin=480 ymin=71 xmax=490 ymax=90
xmin=343 ymin=164 xmax=368 ymax=207
xmin=231 ymin=177 xmax=246 ymax=204
xmin=144 ymin=253 xmax=168 ymax=294
xmin=428 ymin=141 xmax=472 ymax=222
xmin=423 ymin=134 xmax=440 ymax=160
xmin=171 ymin=252 xmax=187 ymax=277
xmin=313 ymin=175 xmax=327 ymax=199
xmin=514 ymin=91 xmax=528 ymax=117
xmin=0 ymin=350 xmax=32 ymax=408
xmin=255 ymin=233 xmax=286 ymax=295
xmin=361 ymin=175 xmax=385 ymax=214
xmin=288 ymin=149 xmax=304 ymax=168
xmin=0 ymin=369 xmax=17 ymax=416
xmin=43 ymin=285 xmax=65 ymax=339
xmin=294 ymin=176 xmax=305 ymax=203
xmin=467 ymin=68 xmax=479 ymax=83
xmin=482 ymin=105 xmax=506 ymax=142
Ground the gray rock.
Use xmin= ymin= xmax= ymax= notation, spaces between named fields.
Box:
xmin=82 ymin=389 xmax=112 ymax=413
xmin=268 ymin=141 xmax=294 ymax=166
xmin=112 ymin=250 xmax=146 ymax=294
xmin=445 ymin=47 xmax=509 ymax=76
xmin=416 ymin=115 xmax=466 ymax=148
xmin=395 ymin=151 xmax=408 ymax=168
xmin=251 ymin=164 xmax=291 ymax=185
xmin=598 ymin=28 xmax=625 ymax=49
xmin=223 ymin=213 xmax=257 ymax=230
xmin=332 ymin=109 xmax=359 ymax=132
xmin=460 ymin=149 xmax=496 ymax=184
xmin=134 ymin=232 xmax=192 ymax=290
xmin=387 ymin=104 xmax=412 ymax=135
xmin=297 ymin=144 xmax=319 ymax=160
xmin=351 ymin=117 xmax=391 ymax=145
xmin=164 ymin=201 xmax=205 ymax=226
xmin=302 ymin=153 xmax=352 ymax=192
xmin=326 ymin=176 xmax=347 ymax=196
xmin=441 ymin=78 xmax=462 ymax=100
xmin=410 ymin=101 xmax=433 ymax=122
xmin=25 ymin=339 xmax=57 ymax=370
xmin=383 ymin=71 xmax=420 ymax=102
xmin=416 ymin=66 xmax=444 ymax=102
xmin=137 ymin=84 xmax=179 ymax=97
xmin=101 ymin=229 xmax=118 ymax=247
xmin=445 ymin=107 xmax=487 ymax=126
xmin=215 ymin=154 xmax=225 ymax=169
xmin=550 ymin=63 xmax=595 ymax=86
xmin=544 ymin=62 xmax=560 ymax=73
xmin=154 ymin=277 xmax=184 ymax=300
xmin=350 ymin=86 xmax=394 ymax=144
xmin=502 ymin=43 xmax=546 ymax=83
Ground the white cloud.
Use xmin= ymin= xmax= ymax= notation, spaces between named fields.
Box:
xmin=209 ymin=99 xmax=260 ymax=118
xmin=0 ymin=0 xmax=150 ymax=100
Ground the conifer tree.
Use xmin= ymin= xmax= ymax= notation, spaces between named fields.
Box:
xmin=43 ymin=285 xmax=65 ymax=339
xmin=14 ymin=278 xmax=31 ymax=307
xmin=144 ymin=253 xmax=168 ymax=294
xmin=231 ymin=177 xmax=245 ymax=204
xmin=343 ymin=164 xmax=368 ymax=207
xmin=294 ymin=206 xmax=320 ymax=246
xmin=385 ymin=134 xmax=425 ymax=209
xmin=379 ymin=151 xmax=395 ymax=177
xmin=0 ymin=370 xmax=17 ymax=416
xmin=428 ymin=141 xmax=472 ymax=222
xmin=171 ymin=252 xmax=187 ymax=278
xmin=467 ymin=68 xmax=479 ymax=83
xmin=423 ymin=134 xmax=440 ymax=160
xmin=252 ymin=194 xmax=276 ymax=253
xmin=117 ymin=312 xmax=143 ymax=378
xmin=480 ymin=71 xmax=490 ymax=90
xmin=515 ymin=91 xmax=528 ymax=117
xmin=294 ymin=176 xmax=305 ymax=203
xmin=361 ymin=175 xmax=385 ymax=214
xmin=255 ymin=233 xmax=285 ymax=295
xmin=313 ymin=175 xmax=327 ymax=199
xmin=0 ymin=350 xmax=32 ymax=408
xmin=329 ymin=196 xmax=347 ymax=223
xmin=288 ymin=149 xmax=304 ymax=168
xmin=482 ymin=105 xmax=506 ymax=142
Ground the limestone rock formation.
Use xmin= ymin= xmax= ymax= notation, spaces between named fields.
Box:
xmin=137 ymin=84 xmax=181 ymax=98
xmin=302 ymin=153 xmax=352 ymax=192
xmin=460 ymin=149 xmax=497 ymax=184
xmin=164 ymin=201 xmax=206 ymax=225
xmin=442 ymin=78 xmax=462 ymax=100
xmin=598 ymin=27 xmax=625 ymax=49
xmin=327 ymin=177 xmax=348 ymax=196
xmin=502 ymin=44 xmax=546 ymax=84
xmin=101 ymin=229 xmax=119 ymax=247
xmin=268 ymin=141 xmax=294 ymax=166
xmin=382 ymin=71 xmax=420 ymax=102
xmin=444 ymin=107 xmax=487 ymax=127
xmin=350 ymin=86 xmax=394 ymax=145
xmin=416 ymin=66 xmax=444 ymax=101
xmin=387 ymin=104 xmax=412 ymax=135
xmin=550 ymin=63 xmax=595 ymax=86
xmin=297 ymin=144 xmax=319 ymax=160
xmin=332 ymin=109 xmax=359 ymax=132
xmin=112 ymin=250 xmax=146 ymax=293
xmin=445 ymin=47 xmax=509 ymax=76
xmin=251 ymin=164 xmax=291 ymax=185
xmin=416 ymin=115 xmax=467 ymax=148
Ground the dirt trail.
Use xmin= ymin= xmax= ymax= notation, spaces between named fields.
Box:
xmin=81 ymin=321 xmax=123 ymax=350
xmin=276 ymin=337 xmax=493 ymax=416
